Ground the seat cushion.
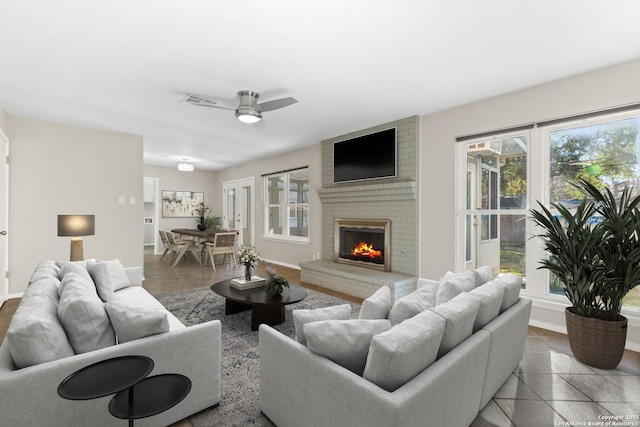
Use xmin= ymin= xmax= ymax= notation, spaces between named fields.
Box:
xmin=104 ymin=301 xmax=169 ymax=344
xmin=111 ymin=286 xmax=185 ymax=331
xmin=87 ymin=259 xmax=131 ymax=302
xmin=435 ymin=270 xmax=475 ymax=305
xmin=6 ymin=279 xmax=74 ymax=368
xmin=304 ymin=319 xmax=392 ymax=375
xmin=359 ymin=286 xmax=391 ymax=320
xmin=363 ymin=309 xmax=445 ymax=392
xmin=388 ymin=285 xmax=436 ymax=326
xmin=429 ymin=292 xmax=480 ymax=358
xmin=469 ymin=282 xmax=504 ymax=331
xmin=292 ymin=304 xmax=352 ymax=346
xmin=57 ymin=273 xmax=116 ymax=353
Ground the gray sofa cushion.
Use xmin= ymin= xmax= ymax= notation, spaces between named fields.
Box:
xmin=493 ymin=273 xmax=523 ymax=312
xmin=57 ymin=262 xmax=94 ymax=286
xmin=388 ymin=285 xmax=436 ymax=326
xmin=304 ymin=319 xmax=392 ymax=375
xmin=359 ymin=286 xmax=391 ymax=320
xmin=436 ymin=270 xmax=475 ymax=305
xmin=292 ymin=304 xmax=352 ymax=346
xmin=6 ymin=279 xmax=74 ymax=368
xmin=473 ymin=265 xmax=494 ymax=287
xmin=58 ymin=273 xmax=116 ymax=353
xmin=87 ymin=259 xmax=130 ymax=302
xmin=28 ymin=261 xmax=60 ymax=285
xmin=469 ymin=282 xmax=504 ymax=332
xmin=104 ymin=301 xmax=169 ymax=343
xmin=429 ymin=292 xmax=480 ymax=358
xmin=363 ymin=309 xmax=445 ymax=392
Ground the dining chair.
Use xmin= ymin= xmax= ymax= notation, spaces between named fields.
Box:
xmin=166 ymin=232 xmax=201 ymax=267
xmin=204 ymin=232 xmax=237 ymax=271
xmin=158 ymin=230 xmax=172 ymax=263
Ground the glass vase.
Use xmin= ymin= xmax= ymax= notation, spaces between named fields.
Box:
xmin=244 ymin=265 xmax=252 ymax=282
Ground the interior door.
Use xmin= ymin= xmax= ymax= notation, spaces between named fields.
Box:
xmin=0 ymin=129 xmax=8 ymax=306
xmin=223 ymin=177 xmax=255 ymax=248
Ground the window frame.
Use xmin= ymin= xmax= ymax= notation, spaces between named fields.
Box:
xmin=456 ymin=108 xmax=640 ymax=315
xmin=262 ymin=167 xmax=310 ymax=243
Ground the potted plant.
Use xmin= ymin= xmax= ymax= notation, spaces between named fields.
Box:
xmin=204 ymin=215 xmax=222 ymax=230
xmin=530 ymin=179 xmax=640 ymax=368
xmin=265 ymin=275 xmax=290 ymax=297
xmin=236 ymin=244 xmax=260 ymax=282
xmin=193 ymin=204 xmax=211 ymax=231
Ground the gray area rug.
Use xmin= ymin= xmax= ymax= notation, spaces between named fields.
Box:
xmin=156 ymin=285 xmax=360 ymax=427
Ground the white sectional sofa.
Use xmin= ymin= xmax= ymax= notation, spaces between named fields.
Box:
xmin=0 ymin=260 xmax=222 ymax=427
xmin=259 ymin=267 xmax=531 ymax=427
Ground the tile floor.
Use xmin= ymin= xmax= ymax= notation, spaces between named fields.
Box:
xmin=472 ymin=327 xmax=640 ymax=427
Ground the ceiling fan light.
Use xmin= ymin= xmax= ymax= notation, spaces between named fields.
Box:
xmin=178 ymin=162 xmax=194 ymax=172
xmin=235 ymin=108 xmax=262 ymax=124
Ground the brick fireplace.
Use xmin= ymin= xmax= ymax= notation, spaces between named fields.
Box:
xmin=300 ymin=116 xmax=419 ymax=301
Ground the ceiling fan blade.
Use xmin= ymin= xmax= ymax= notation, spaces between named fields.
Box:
xmin=181 ymin=93 xmax=235 ymax=110
xmin=258 ymin=97 xmax=298 ymax=112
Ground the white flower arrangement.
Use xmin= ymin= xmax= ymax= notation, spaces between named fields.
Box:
xmin=236 ymin=244 xmax=260 ymax=268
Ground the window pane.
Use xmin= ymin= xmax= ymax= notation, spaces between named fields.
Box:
xmin=289 ymin=169 xmax=310 ymax=203
xmin=266 ymin=206 xmax=283 ymax=235
xmin=289 ymin=206 xmax=309 ymax=237
xmin=549 ymin=117 xmax=640 ymax=204
xmin=266 ymin=175 xmax=284 ymax=205
xmin=499 ymin=214 xmax=526 ymax=281
xmin=548 ymin=115 xmax=640 ymax=309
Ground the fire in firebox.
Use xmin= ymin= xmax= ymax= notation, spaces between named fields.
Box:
xmin=351 ymin=241 xmax=383 ymax=260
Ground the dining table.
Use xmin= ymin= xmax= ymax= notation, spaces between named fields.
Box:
xmin=170 ymin=228 xmax=238 ymax=266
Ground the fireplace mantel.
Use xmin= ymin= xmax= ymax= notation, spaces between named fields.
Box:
xmin=318 ymin=180 xmax=417 ymax=204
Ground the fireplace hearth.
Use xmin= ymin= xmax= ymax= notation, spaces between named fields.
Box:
xmin=334 ymin=218 xmax=390 ymax=272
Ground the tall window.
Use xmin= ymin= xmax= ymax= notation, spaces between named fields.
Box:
xmin=462 ymin=135 xmax=528 ymax=285
xmin=457 ymin=110 xmax=640 ymax=313
xmin=264 ymin=168 xmax=309 ymax=242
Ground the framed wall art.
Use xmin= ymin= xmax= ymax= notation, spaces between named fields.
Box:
xmin=162 ymin=190 xmax=204 ymax=217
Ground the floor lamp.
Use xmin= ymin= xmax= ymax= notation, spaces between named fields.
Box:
xmin=58 ymin=215 xmax=95 ymax=261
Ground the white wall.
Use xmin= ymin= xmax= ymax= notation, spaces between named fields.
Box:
xmin=7 ymin=116 xmax=144 ymax=295
xmin=214 ymin=144 xmax=322 ymax=269
xmin=143 ymin=165 xmax=217 ymax=252
xmin=419 ymin=58 xmax=640 ymax=350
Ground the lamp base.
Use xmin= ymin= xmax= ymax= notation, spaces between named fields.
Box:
xmin=70 ymin=238 xmax=84 ymax=262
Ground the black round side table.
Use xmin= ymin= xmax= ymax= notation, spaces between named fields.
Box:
xmin=109 ymin=374 xmax=192 ymax=426
xmin=58 ymin=355 xmax=191 ymax=426
xmin=58 ymin=355 xmax=154 ymax=400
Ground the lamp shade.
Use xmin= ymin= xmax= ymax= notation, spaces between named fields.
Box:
xmin=58 ymin=215 xmax=95 ymax=237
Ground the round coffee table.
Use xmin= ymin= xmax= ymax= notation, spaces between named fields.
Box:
xmin=211 ymin=279 xmax=307 ymax=330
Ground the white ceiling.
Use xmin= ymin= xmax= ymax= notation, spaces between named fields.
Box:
xmin=1 ymin=1 xmax=640 ymax=171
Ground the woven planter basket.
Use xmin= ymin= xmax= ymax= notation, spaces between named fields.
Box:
xmin=565 ymin=308 xmax=627 ymax=369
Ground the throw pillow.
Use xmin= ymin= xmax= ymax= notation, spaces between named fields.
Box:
xmin=473 ymin=265 xmax=494 ymax=287
xmin=87 ymin=259 xmax=131 ymax=302
xmin=429 ymin=292 xmax=480 ymax=358
xmin=292 ymin=304 xmax=352 ymax=346
xmin=58 ymin=273 xmax=116 ymax=353
xmin=304 ymin=319 xmax=392 ymax=375
xmin=104 ymin=301 xmax=169 ymax=344
xmin=363 ymin=309 xmax=445 ymax=392
xmin=28 ymin=261 xmax=60 ymax=285
xmin=359 ymin=286 xmax=391 ymax=320
xmin=6 ymin=280 xmax=74 ymax=368
xmin=469 ymin=283 xmax=504 ymax=331
xmin=435 ymin=270 xmax=475 ymax=305
xmin=493 ymin=273 xmax=523 ymax=312
xmin=388 ymin=286 xmax=436 ymax=326
xmin=57 ymin=262 xmax=94 ymax=290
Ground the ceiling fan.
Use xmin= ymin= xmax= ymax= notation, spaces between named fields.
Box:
xmin=181 ymin=90 xmax=297 ymax=124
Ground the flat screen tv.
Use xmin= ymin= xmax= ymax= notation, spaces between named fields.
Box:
xmin=333 ymin=128 xmax=397 ymax=183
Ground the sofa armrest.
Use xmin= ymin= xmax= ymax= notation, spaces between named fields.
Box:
xmin=259 ymin=324 xmax=489 ymax=427
xmin=0 ymin=320 xmax=221 ymax=427
xmin=124 ymin=266 xmax=143 ymax=287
